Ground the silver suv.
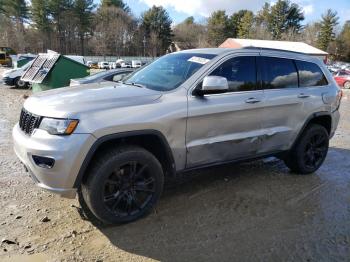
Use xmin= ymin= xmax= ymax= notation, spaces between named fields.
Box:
xmin=13 ymin=48 xmax=342 ymax=224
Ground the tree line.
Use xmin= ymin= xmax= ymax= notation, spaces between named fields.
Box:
xmin=0 ymin=0 xmax=349 ymax=61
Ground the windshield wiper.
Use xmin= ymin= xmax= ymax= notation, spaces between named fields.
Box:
xmin=122 ymin=81 xmax=146 ymax=88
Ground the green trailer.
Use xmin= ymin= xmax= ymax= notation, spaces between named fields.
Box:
xmin=21 ymin=52 xmax=89 ymax=92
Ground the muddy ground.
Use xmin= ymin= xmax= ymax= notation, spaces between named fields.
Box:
xmin=0 ymin=69 xmax=350 ymax=261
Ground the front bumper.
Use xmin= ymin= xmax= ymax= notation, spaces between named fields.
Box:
xmin=13 ymin=123 xmax=96 ymax=198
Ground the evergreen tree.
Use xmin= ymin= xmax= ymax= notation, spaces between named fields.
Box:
xmin=0 ymin=0 xmax=29 ymax=52
xmin=286 ymin=3 xmax=304 ymax=33
xmin=237 ymin=11 xmax=254 ymax=39
xmin=338 ymin=21 xmax=350 ymax=61
xmin=2 ymin=0 xmax=28 ymax=23
xmin=207 ymin=10 xmax=229 ymax=46
xmin=73 ymin=0 xmax=95 ymax=55
xmin=267 ymin=0 xmax=304 ymax=39
xmin=0 ymin=0 xmax=4 ymax=14
xmin=184 ymin=16 xmax=194 ymax=25
xmin=317 ymin=9 xmax=339 ymax=51
xmin=256 ymin=2 xmax=270 ymax=27
xmin=31 ymin=0 xmax=52 ymax=50
xmin=141 ymin=6 xmax=172 ymax=56
xmin=229 ymin=10 xmax=251 ymax=38
xmin=101 ymin=0 xmax=129 ymax=12
xmin=48 ymin=0 xmax=73 ymax=52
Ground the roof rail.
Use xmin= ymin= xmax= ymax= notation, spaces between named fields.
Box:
xmin=241 ymin=46 xmax=305 ymax=55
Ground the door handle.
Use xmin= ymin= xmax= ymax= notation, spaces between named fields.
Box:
xmin=245 ymin=97 xmax=261 ymax=104
xmin=298 ymin=93 xmax=310 ymax=98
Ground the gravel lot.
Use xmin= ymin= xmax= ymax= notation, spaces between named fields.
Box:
xmin=1 ymin=67 xmax=350 ymax=261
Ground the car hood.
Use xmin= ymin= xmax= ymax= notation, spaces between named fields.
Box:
xmin=2 ymin=68 xmax=17 ymax=77
xmin=69 ymin=78 xmax=90 ymax=86
xmin=24 ymin=82 xmax=162 ymax=118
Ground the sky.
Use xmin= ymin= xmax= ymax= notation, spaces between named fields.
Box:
xmin=117 ymin=0 xmax=350 ymax=25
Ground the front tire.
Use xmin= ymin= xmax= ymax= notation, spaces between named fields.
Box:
xmin=80 ymin=146 xmax=164 ymax=225
xmin=284 ymin=124 xmax=329 ymax=174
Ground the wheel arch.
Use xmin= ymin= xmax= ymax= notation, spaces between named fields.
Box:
xmin=73 ymin=130 xmax=176 ymax=188
xmin=292 ymin=112 xmax=332 ymax=149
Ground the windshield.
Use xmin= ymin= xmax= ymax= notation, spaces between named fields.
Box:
xmin=123 ymin=53 xmax=216 ymax=91
xmin=22 ymin=61 xmax=33 ymax=70
xmin=81 ymin=71 xmax=110 ymax=81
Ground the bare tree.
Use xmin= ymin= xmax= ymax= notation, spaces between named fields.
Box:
xmin=90 ymin=6 xmax=136 ymax=56
xmin=173 ymin=17 xmax=208 ymax=49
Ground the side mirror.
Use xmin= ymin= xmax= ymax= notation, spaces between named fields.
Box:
xmin=195 ymin=76 xmax=229 ymax=96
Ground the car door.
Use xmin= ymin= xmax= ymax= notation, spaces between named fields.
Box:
xmin=257 ymin=55 xmax=329 ymax=154
xmin=293 ymin=59 xmax=331 ymax=131
xmin=186 ymin=55 xmax=264 ymax=168
xmin=256 ymin=55 xmax=303 ymax=154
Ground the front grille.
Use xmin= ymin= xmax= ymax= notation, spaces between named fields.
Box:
xmin=19 ymin=108 xmax=41 ymax=135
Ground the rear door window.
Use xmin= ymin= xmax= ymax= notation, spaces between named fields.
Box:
xmin=259 ymin=57 xmax=298 ymax=89
xmin=210 ymin=56 xmax=257 ymax=92
xmin=295 ymin=60 xmax=328 ymax=87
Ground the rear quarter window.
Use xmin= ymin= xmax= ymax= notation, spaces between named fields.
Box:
xmin=295 ymin=60 xmax=328 ymax=87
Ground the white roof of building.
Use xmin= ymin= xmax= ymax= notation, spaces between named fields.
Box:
xmin=221 ymin=38 xmax=328 ymax=55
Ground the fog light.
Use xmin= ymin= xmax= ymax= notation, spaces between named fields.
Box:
xmin=32 ymin=155 xmax=55 ymax=169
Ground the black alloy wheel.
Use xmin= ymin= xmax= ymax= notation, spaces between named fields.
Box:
xmin=80 ymin=146 xmax=164 ymax=225
xmin=103 ymin=161 xmax=156 ymax=218
xmin=284 ymin=124 xmax=329 ymax=174
xmin=303 ymin=132 xmax=328 ymax=170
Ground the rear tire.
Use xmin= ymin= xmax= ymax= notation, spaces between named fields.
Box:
xmin=284 ymin=124 xmax=329 ymax=174
xmin=344 ymin=81 xmax=350 ymax=89
xmin=80 ymin=146 xmax=164 ymax=225
xmin=14 ymin=77 xmax=28 ymax=88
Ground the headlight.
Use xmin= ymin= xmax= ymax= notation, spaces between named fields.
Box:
xmin=39 ymin=118 xmax=79 ymax=135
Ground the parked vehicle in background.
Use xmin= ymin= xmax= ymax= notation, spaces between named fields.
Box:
xmin=2 ymin=60 xmax=33 ymax=88
xmin=116 ymin=59 xmax=124 ymax=68
xmin=0 ymin=52 xmax=11 ymax=67
xmin=13 ymin=54 xmax=36 ymax=68
xmin=121 ymin=61 xmax=132 ymax=68
xmin=13 ymin=48 xmax=341 ymax=225
xmin=327 ymin=66 xmax=339 ymax=74
xmin=98 ymin=61 xmax=110 ymax=69
xmin=86 ymin=61 xmax=93 ymax=67
xmin=89 ymin=62 xmax=99 ymax=69
xmin=70 ymin=68 xmax=133 ymax=86
xmin=132 ymin=60 xmax=142 ymax=68
xmin=334 ymin=70 xmax=350 ymax=89
xmin=0 ymin=47 xmax=16 ymax=67
xmin=109 ymin=62 xmax=116 ymax=69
